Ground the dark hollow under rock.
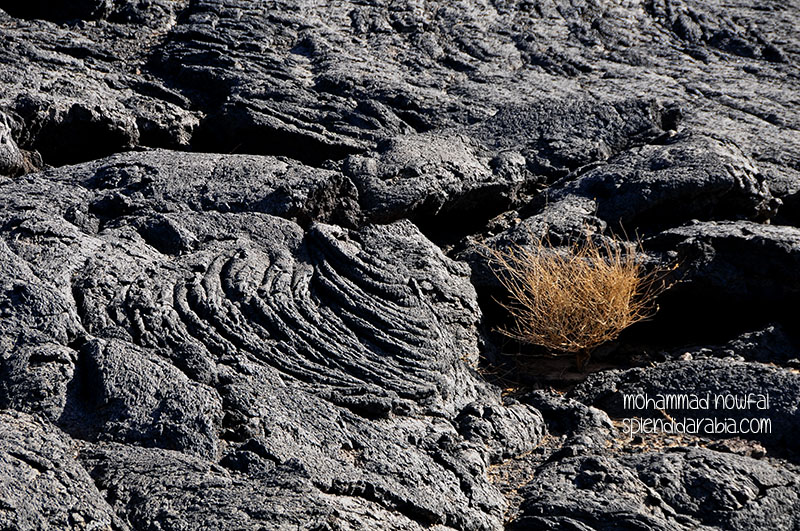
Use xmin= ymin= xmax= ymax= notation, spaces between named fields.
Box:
xmin=0 ymin=0 xmax=112 ymax=22
xmin=662 ymin=323 xmax=800 ymax=366
xmin=642 ymin=221 xmax=800 ymax=339
xmin=0 ymin=11 xmax=198 ymax=167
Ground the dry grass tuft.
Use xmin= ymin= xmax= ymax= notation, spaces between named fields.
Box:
xmin=487 ymin=230 xmax=669 ymax=369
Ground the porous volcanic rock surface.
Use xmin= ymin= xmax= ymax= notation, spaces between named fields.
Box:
xmin=1 ymin=1 xmax=799 ymax=529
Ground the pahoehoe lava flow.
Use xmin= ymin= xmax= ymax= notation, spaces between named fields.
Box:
xmin=1 ymin=0 xmax=800 ymax=530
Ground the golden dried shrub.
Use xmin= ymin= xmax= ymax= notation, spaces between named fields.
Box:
xmin=487 ymin=231 xmax=668 ymax=369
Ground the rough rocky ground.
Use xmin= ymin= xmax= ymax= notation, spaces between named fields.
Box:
xmin=1 ymin=0 xmax=799 ymax=529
